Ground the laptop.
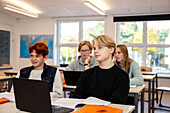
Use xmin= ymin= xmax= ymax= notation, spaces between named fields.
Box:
xmin=63 ymin=71 xmax=83 ymax=86
xmin=13 ymin=78 xmax=74 ymax=113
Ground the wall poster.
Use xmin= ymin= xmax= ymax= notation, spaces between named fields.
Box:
xmin=20 ymin=35 xmax=53 ymax=59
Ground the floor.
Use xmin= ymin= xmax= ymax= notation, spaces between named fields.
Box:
xmin=138 ymin=92 xmax=170 ymax=113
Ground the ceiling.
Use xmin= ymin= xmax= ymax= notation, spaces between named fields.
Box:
xmin=0 ymin=0 xmax=170 ymax=18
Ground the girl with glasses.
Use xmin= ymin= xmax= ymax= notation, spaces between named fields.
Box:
xmin=66 ymin=41 xmax=98 ymax=71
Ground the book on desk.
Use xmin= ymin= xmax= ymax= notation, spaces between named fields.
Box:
xmin=53 ymin=97 xmax=123 ymax=113
xmin=53 ymin=97 xmax=111 ymax=108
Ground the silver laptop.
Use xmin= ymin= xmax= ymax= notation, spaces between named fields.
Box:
xmin=13 ymin=78 xmax=74 ymax=113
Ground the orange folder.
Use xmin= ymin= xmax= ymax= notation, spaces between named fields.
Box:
xmin=73 ymin=104 xmax=123 ymax=113
xmin=0 ymin=98 xmax=9 ymax=104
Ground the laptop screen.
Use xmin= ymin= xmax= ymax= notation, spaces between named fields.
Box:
xmin=63 ymin=71 xmax=83 ymax=86
xmin=13 ymin=78 xmax=52 ymax=113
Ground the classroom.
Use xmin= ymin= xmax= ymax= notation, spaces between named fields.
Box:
xmin=0 ymin=0 xmax=170 ymax=113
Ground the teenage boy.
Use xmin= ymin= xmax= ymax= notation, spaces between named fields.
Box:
xmin=71 ymin=35 xmax=129 ymax=104
xmin=14 ymin=42 xmax=63 ymax=98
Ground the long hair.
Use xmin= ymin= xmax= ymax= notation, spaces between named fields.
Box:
xmin=115 ymin=44 xmax=133 ymax=74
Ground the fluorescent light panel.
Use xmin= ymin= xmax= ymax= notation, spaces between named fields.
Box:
xmin=3 ymin=4 xmax=39 ymax=18
xmin=84 ymin=0 xmax=105 ymax=15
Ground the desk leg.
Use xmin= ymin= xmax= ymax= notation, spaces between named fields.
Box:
xmin=7 ymin=79 xmax=12 ymax=92
xmin=148 ymin=80 xmax=151 ymax=113
xmin=134 ymin=94 xmax=138 ymax=113
xmin=141 ymin=89 xmax=144 ymax=113
xmin=152 ymin=79 xmax=155 ymax=113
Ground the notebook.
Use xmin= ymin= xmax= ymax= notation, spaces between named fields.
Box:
xmin=13 ymin=78 xmax=74 ymax=113
xmin=63 ymin=71 xmax=83 ymax=86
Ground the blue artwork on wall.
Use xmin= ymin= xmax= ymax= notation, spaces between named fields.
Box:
xmin=20 ymin=35 xmax=53 ymax=59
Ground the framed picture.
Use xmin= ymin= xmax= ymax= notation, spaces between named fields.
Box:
xmin=20 ymin=35 xmax=53 ymax=59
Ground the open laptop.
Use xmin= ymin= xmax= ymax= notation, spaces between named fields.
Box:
xmin=63 ymin=71 xmax=83 ymax=86
xmin=13 ymin=78 xmax=74 ymax=113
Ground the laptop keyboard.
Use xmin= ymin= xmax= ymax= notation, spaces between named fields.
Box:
xmin=52 ymin=105 xmax=74 ymax=113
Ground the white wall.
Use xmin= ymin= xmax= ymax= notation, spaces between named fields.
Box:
xmin=10 ymin=15 xmax=115 ymax=70
xmin=12 ymin=17 xmax=56 ymax=70
xmin=0 ymin=12 xmax=15 ymax=68
xmin=104 ymin=15 xmax=115 ymax=39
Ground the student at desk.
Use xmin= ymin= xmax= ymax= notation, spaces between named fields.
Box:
xmin=115 ymin=44 xmax=143 ymax=86
xmin=12 ymin=42 xmax=63 ymax=98
xmin=65 ymin=41 xmax=98 ymax=71
xmin=71 ymin=35 xmax=130 ymax=104
xmin=115 ymin=44 xmax=143 ymax=106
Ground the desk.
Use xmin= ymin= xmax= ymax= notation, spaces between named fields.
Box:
xmin=158 ymin=73 xmax=170 ymax=79
xmin=0 ymin=69 xmax=18 ymax=76
xmin=0 ymin=76 xmax=16 ymax=92
xmin=63 ymin=85 xmax=145 ymax=113
xmin=0 ymin=102 xmax=135 ymax=113
xmin=142 ymin=72 xmax=157 ymax=75
xmin=0 ymin=66 xmax=12 ymax=70
xmin=129 ymin=85 xmax=145 ymax=113
xmin=59 ymin=67 xmax=66 ymax=71
xmin=0 ymin=101 xmax=135 ymax=113
xmin=143 ymin=75 xmax=155 ymax=113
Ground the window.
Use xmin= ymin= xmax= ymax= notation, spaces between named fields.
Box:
xmin=83 ymin=21 xmax=104 ymax=42
xmin=60 ymin=22 xmax=79 ymax=43
xmin=56 ymin=20 xmax=104 ymax=66
xmin=116 ymin=21 xmax=170 ymax=73
xmin=119 ymin=22 xmax=143 ymax=44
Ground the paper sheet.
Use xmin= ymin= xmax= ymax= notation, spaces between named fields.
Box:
xmin=52 ymin=97 xmax=111 ymax=109
xmin=0 ymin=92 xmax=15 ymax=102
xmin=52 ymin=98 xmax=83 ymax=108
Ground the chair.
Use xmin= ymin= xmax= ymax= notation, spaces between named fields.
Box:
xmin=60 ymin=64 xmax=68 ymax=67
xmin=140 ymin=66 xmax=159 ymax=103
xmin=0 ymin=72 xmax=7 ymax=92
xmin=155 ymin=87 xmax=170 ymax=111
xmin=140 ymin=66 xmax=152 ymax=72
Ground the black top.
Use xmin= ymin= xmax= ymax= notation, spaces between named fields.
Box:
xmin=71 ymin=65 xmax=130 ymax=104
xmin=19 ymin=63 xmax=57 ymax=92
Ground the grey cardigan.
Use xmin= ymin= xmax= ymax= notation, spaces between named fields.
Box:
xmin=120 ymin=61 xmax=143 ymax=86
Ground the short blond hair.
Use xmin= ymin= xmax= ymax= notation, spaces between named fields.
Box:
xmin=92 ymin=35 xmax=116 ymax=57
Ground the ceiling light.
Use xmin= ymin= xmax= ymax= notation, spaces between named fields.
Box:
xmin=3 ymin=4 xmax=39 ymax=18
xmin=84 ymin=0 xmax=105 ymax=15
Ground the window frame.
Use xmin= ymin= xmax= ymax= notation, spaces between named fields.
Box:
xmin=116 ymin=21 xmax=170 ymax=72
xmin=55 ymin=18 xmax=104 ymax=66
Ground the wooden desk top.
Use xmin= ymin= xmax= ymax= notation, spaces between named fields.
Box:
xmin=63 ymin=85 xmax=76 ymax=89
xmin=129 ymin=85 xmax=145 ymax=94
xmin=142 ymin=72 xmax=157 ymax=75
xmin=0 ymin=100 xmax=135 ymax=113
xmin=64 ymin=85 xmax=146 ymax=95
xmin=1 ymin=69 xmax=18 ymax=73
xmin=143 ymin=75 xmax=155 ymax=80
xmin=58 ymin=67 xmax=66 ymax=71
xmin=109 ymin=103 xmax=135 ymax=113
xmin=157 ymin=73 xmax=170 ymax=79
xmin=0 ymin=76 xmax=16 ymax=80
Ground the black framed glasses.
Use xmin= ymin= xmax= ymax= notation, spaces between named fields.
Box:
xmin=80 ymin=49 xmax=90 ymax=53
